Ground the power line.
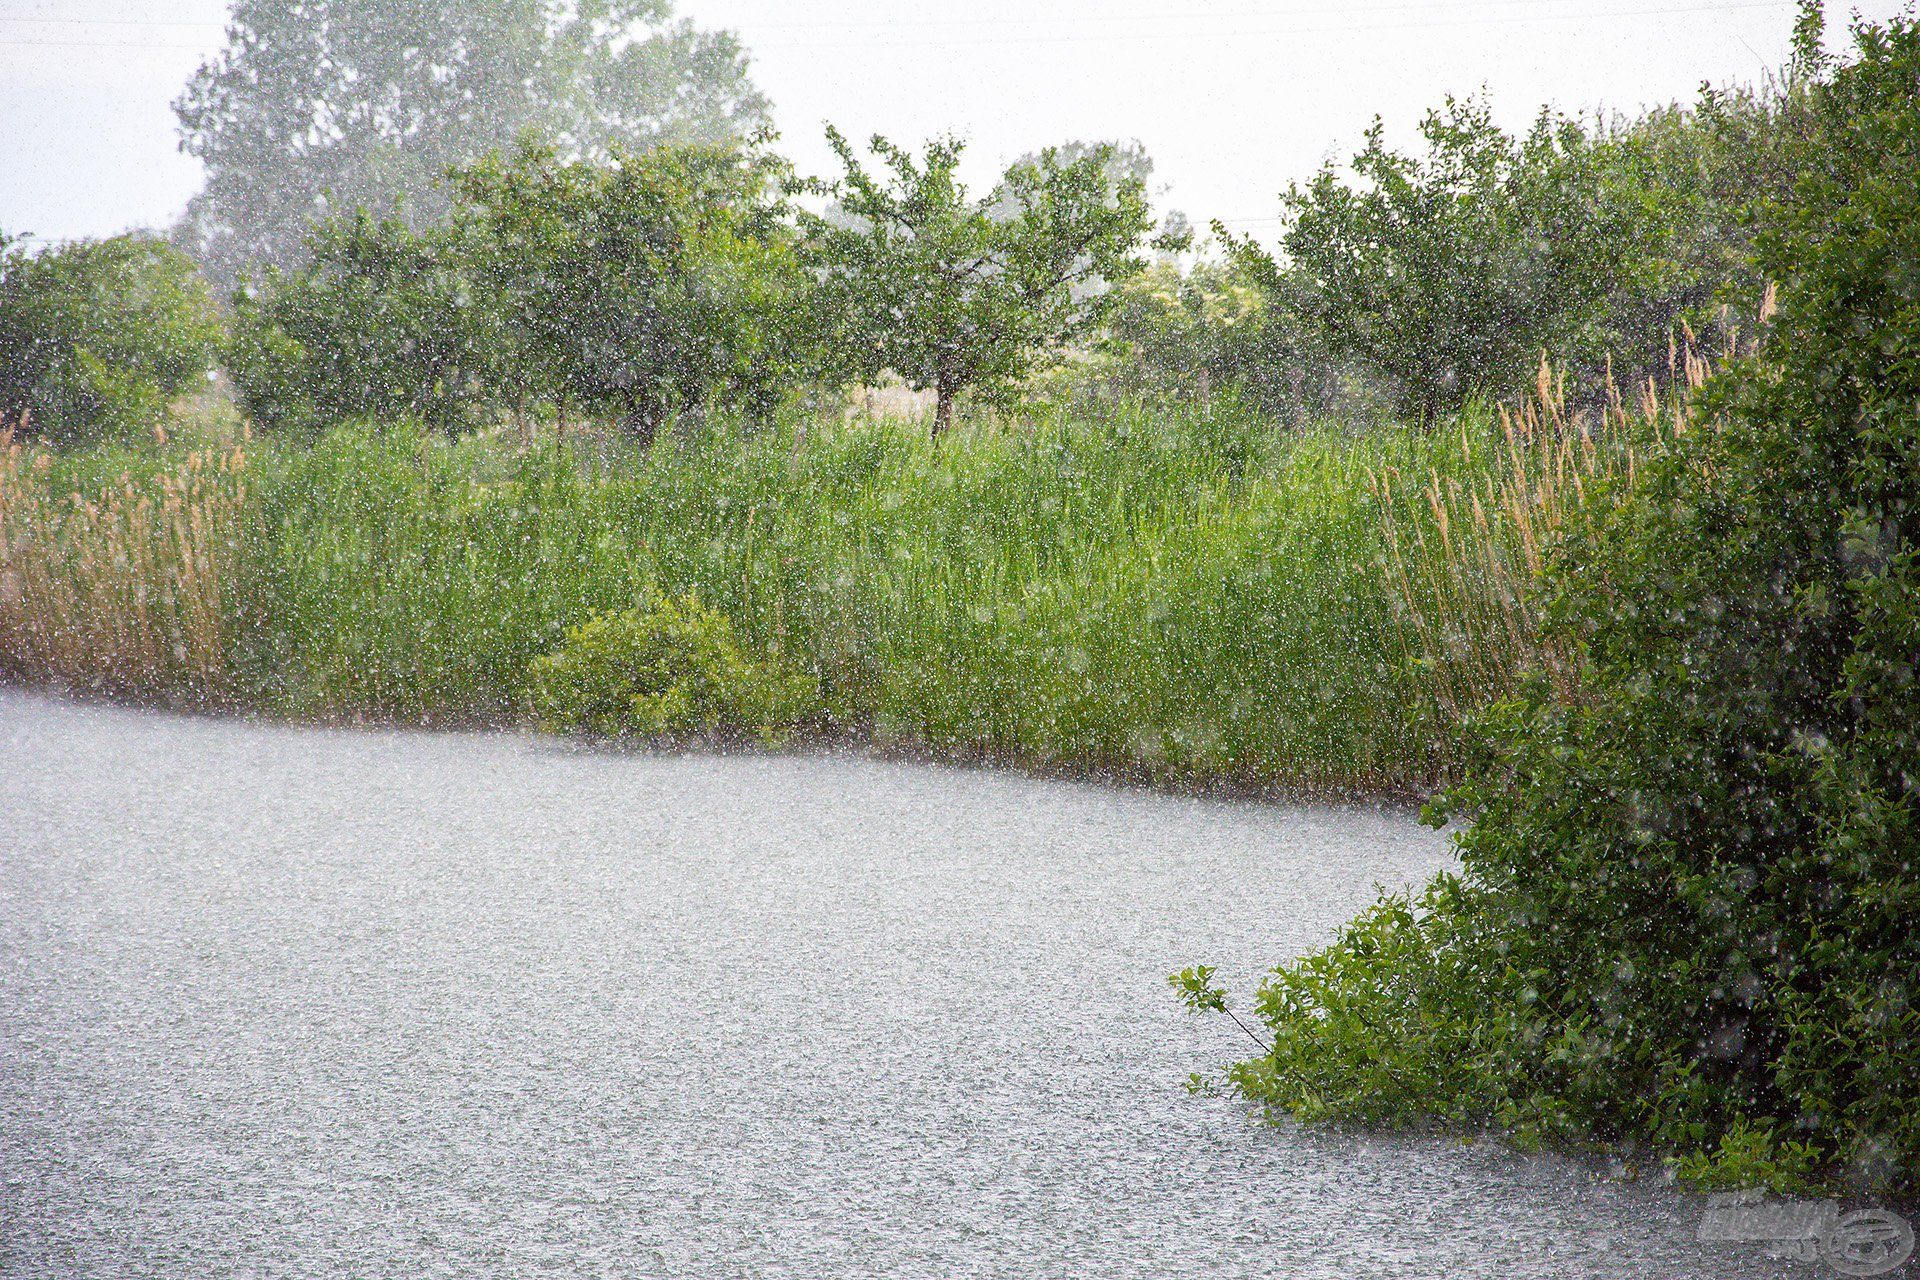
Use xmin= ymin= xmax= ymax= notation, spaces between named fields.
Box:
xmin=0 ymin=13 xmax=222 ymax=26
xmin=742 ymin=0 xmax=1761 ymax=29
xmin=0 ymin=0 xmax=1795 ymax=53
xmin=754 ymin=1 xmax=1793 ymax=50
xmin=0 ymin=0 xmax=1758 ymax=28
xmin=0 ymin=37 xmax=211 ymax=48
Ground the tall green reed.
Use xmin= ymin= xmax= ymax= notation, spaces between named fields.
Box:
xmin=1 ymin=390 xmax=1663 ymax=794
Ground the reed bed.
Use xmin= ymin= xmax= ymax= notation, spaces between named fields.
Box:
xmin=0 ymin=427 xmax=248 ymax=704
xmin=0 ymin=379 xmax=1707 ymax=794
xmin=1370 ymin=352 xmax=1707 ymax=733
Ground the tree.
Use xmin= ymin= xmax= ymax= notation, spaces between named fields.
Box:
xmin=1577 ymin=66 xmax=1820 ymax=394
xmin=226 ymin=211 xmax=481 ymax=437
xmin=999 ymin=138 xmax=1157 ymax=214
xmin=1230 ymin=99 xmax=1655 ymax=424
xmin=805 ymin=130 xmax=1159 ymax=434
xmin=0 ymin=232 xmax=223 ymax=446
xmin=1093 ymin=255 xmax=1350 ymax=424
xmin=174 ymin=0 xmax=769 ymax=288
xmin=1209 ymin=6 xmax=1920 ymax=1195
xmin=449 ymin=138 xmax=813 ymax=441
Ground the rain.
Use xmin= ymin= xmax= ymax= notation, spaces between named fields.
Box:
xmin=1 ymin=1 xmax=1915 ymax=1277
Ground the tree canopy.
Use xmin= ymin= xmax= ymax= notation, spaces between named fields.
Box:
xmin=805 ymin=130 xmax=1158 ymax=433
xmin=175 ymin=0 xmax=769 ymax=288
xmin=1230 ymin=99 xmax=1655 ymax=424
xmin=450 ymin=138 xmax=811 ymax=438
xmin=0 ymin=232 xmax=223 ymax=445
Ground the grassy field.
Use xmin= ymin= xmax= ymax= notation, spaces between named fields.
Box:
xmin=0 ymin=385 xmax=1643 ymax=796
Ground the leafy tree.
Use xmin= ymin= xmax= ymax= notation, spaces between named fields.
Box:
xmin=227 ymin=210 xmax=481 ymax=437
xmin=1000 ymin=138 xmax=1157 ymax=213
xmin=450 ymin=138 xmax=813 ymax=441
xmin=1578 ymin=68 xmax=1820 ymax=393
xmin=1200 ymin=7 xmax=1920 ymax=1194
xmin=1232 ymin=99 xmax=1656 ymax=424
xmin=1092 ymin=255 xmax=1353 ymax=424
xmin=805 ymin=130 xmax=1159 ymax=434
xmin=174 ymin=0 xmax=769 ymax=287
xmin=0 ymin=232 xmax=222 ymax=445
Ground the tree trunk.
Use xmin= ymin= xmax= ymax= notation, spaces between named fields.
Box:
xmin=622 ymin=391 xmax=662 ymax=449
xmin=933 ymin=383 xmax=955 ymax=436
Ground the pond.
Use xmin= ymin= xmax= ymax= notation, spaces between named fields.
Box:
xmin=0 ymin=691 xmax=1799 ymax=1278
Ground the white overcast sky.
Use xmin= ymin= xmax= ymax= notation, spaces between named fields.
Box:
xmin=0 ymin=0 xmax=1908 ymax=246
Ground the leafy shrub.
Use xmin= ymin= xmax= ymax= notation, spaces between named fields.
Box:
xmin=0 ymin=232 xmax=222 ymax=445
xmin=1187 ymin=9 xmax=1920 ymax=1196
xmin=530 ymin=593 xmax=819 ymax=742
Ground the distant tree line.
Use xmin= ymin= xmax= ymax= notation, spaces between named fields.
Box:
xmin=220 ymin=129 xmax=1158 ymax=442
xmin=173 ymin=0 xmax=770 ymax=292
xmin=1092 ymin=66 xmax=1819 ymax=425
xmin=0 ymin=0 xmax=1842 ymax=445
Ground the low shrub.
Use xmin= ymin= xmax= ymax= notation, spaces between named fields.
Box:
xmin=529 ymin=592 xmax=819 ymax=743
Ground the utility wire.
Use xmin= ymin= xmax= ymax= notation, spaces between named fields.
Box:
xmin=0 ymin=13 xmax=223 ymax=25
xmin=742 ymin=0 xmax=1777 ymax=28
xmin=0 ymin=0 xmax=1785 ymax=29
xmin=0 ymin=0 xmax=1794 ymax=52
xmin=754 ymin=0 xmax=1793 ymax=50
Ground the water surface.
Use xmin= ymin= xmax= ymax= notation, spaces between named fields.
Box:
xmin=0 ymin=691 xmax=1796 ymax=1278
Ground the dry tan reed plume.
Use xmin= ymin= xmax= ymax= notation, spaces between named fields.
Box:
xmin=1371 ymin=344 xmax=1715 ymax=731
xmin=0 ymin=424 xmax=248 ymax=704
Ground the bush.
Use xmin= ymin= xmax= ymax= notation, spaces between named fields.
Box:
xmin=529 ymin=593 xmax=819 ymax=743
xmin=1189 ymin=9 xmax=1920 ymax=1196
xmin=0 ymin=232 xmax=222 ymax=445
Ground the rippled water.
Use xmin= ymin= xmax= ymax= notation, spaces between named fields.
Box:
xmin=0 ymin=691 xmax=1800 ymax=1278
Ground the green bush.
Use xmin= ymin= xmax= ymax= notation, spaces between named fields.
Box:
xmin=529 ymin=593 xmax=819 ymax=743
xmin=1189 ymin=9 xmax=1920 ymax=1196
xmin=0 ymin=232 xmax=222 ymax=445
